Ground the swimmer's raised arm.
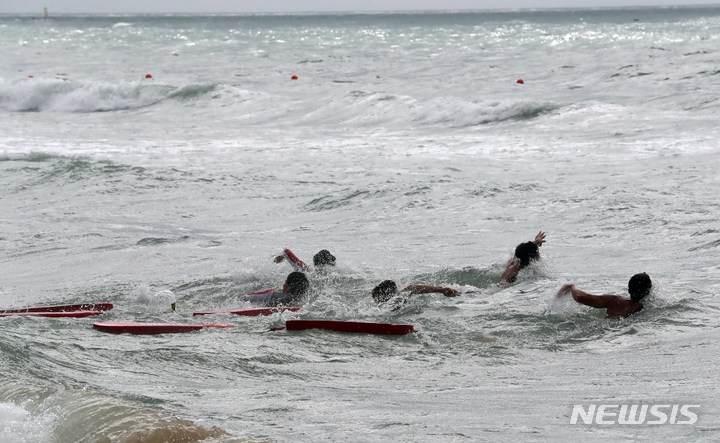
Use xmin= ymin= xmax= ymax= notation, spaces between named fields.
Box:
xmin=273 ymin=248 xmax=310 ymax=272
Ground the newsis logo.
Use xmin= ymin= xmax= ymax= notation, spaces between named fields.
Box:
xmin=570 ymin=404 xmax=699 ymax=425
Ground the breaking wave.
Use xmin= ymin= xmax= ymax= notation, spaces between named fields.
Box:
xmin=0 ymin=78 xmax=218 ymax=113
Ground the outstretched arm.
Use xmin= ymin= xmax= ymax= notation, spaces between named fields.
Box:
xmin=403 ymin=284 xmax=460 ymax=297
xmin=533 ymin=231 xmax=546 ymax=247
xmin=557 ymin=284 xmax=620 ymax=309
xmin=274 ymin=248 xmax=310 ymax=272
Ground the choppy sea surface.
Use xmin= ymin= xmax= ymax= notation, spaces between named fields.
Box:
xmin=1 ymin=7 xmax=719 ymax=442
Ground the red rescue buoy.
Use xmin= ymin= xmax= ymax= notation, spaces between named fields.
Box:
xmin=516 ymin=79 xmax=525 ymax=84
xmin=145 ymin=73 xmax=153 ymax=79
xmin=291 ymin=74 xmax=298 ymax=80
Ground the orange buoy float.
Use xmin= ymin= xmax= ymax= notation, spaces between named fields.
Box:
xmin=291 ymin=74 xmax=298 ymax=80
xmin=516 ymin=78 xmax=525 ymax=84
xmin=145 ymin=73 xmax=153 ymax=79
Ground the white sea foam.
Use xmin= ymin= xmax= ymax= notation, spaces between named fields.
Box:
xmin=0 ymin=403 xmax=53 ymax=443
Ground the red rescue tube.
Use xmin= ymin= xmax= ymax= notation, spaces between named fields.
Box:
xmin=93 ymin=322 xmax=235 ymax=335
xmin=242 ymin=288 xmax=275 ymax=296
xmin=0 ymin=310 xmax=104 ymax=318
xmin=193 ymin=306 xmax=301 ymax=316
xmin=0 ymin=303 xmax=114 ymax=314
xmin=282 ymin=319 xmax=415 ymax=335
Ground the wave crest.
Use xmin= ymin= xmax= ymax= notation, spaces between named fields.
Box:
xmin=416 ymin=98 xmax=559 ymax=127
xmin=0 ymin=78 xmax=217 ymax=113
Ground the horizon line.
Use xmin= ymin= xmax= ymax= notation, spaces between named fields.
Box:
xmin=2 ymin=4 xmax=720 ymax=17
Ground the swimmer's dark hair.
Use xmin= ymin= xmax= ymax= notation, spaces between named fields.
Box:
xmin=286 ymin=272 xmax=309 ymax=295
xmin=628 ymin=272 xmax=652 ymax=302
xmin=313 ymin=249 xmax=336 ymax=267
xmin=514 ymin=242 xmax=540 ymax=268
xmin=372 ymin=280 xmax=398 ymax=303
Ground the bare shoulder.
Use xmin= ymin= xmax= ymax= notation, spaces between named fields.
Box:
xmin=605 ymin=298 xmax=643 ymax=318
xmin=601 ymin=294 xmax=627 ymax=305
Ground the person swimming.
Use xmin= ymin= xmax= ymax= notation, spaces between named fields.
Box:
xmin=274 ymin=248 xmax=336 ymax=273
xmin=241 ymin=271 xmax=310 ymax=307
xmin=371 ymin=280 xmax=460 ymax=307
xmin=556 ymin=272 xmax=652 ymax=319
xmin=500 ymin=231 xmax=546 ymax=283
xmin=312 ymin=249 xmax=336 ymax=270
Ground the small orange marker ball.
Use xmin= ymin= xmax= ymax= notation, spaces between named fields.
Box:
xmin=516 ymin=79 xmax=525 ymax=84
xmin=145 ymin=73 xmax=153 ymax=79
xmin=291 ymin=74 xmax=298 ymax=80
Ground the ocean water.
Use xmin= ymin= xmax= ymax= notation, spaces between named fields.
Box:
xmin=1 ymin=7 xmax=719 ymax=442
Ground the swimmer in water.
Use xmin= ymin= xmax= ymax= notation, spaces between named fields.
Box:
xmin=556 ymin=272 xmax=652 ymax=319
xmin=500 ymin=231 xmax=546 ymax=283
xmin=274 ymin=248 xmax=336 ymax=273
xmin=242 ymin=271 xmax=310 ymax=307
xmin=371 ymin=280 xmax=460 ymax=307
